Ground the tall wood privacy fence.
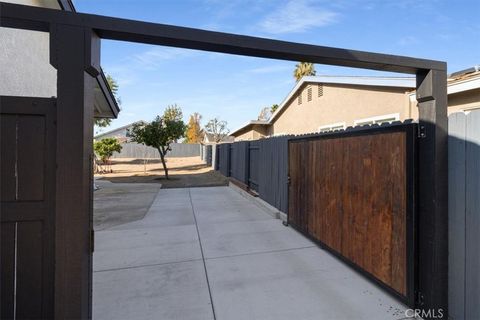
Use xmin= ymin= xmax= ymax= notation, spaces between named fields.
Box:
xmin=449 ymin=110 xmax=480 ymax=320
xmin=217 ymin=123 xmax=417 ymax=305
xmin=217 ymin=116 xmax=480 ymax=318
xmin=289 ymin=124 xmax=416 ymax=305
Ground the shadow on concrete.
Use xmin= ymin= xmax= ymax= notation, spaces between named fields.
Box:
xmin=100 ymin=171 xmax=228 ymax=189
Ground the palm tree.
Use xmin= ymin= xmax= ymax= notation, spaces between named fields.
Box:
xmin=293 ymin=62 xmax=316 ymax=81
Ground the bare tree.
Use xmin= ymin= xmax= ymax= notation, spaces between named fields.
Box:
xmin=205 ymin=118 xmax=229 ymax=143
xmin=257 ymin=107 xmax=271 ymax=121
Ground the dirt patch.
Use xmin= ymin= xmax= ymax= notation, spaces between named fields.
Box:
xmin=93 ymin=181 xmax=161 ymax=230
xmin=95 ymin=156 xmax=228 ymax=188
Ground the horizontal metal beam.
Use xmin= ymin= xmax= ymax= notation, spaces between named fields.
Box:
xmin=0 ymin=2 xmax=446 ymax=74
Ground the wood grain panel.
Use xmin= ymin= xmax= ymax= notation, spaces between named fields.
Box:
xmin=15 ymin=221 xmax=44 ymax=319
xmin=17 ymin=115 xmax=45 ymax=201
xmin=0 ymin=115 xmax=17 ymax=201
xmin=1 ymin=222 xmax=16 ymax=319
xmin=289 ymin=130 xmax=408 ymax=297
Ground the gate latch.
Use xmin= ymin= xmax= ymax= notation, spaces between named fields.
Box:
xmin=417 ymin=291 xmax=425 ymax=306
xmin=418 ymin=124 xmax=426 ymax=138
xmin=287 ymin=176 xmax=291 ymax=185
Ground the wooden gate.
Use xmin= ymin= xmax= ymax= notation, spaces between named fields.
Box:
xmin=288 ymin=124 xmax=417 ymax=306
xmin=1 ymin=96 xmax=56 ymax=319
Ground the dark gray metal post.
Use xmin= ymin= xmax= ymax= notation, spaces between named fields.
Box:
xmin=50 ymin=24 xmax=98 ymax=319
xmin=416 ymin=69 xmax=448 ymax=316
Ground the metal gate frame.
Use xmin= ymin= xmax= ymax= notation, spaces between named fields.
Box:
xmin=287 ymin=123 xmax=418 ymax=307
xmin=0 ymin=2 xmax=448 ymax=318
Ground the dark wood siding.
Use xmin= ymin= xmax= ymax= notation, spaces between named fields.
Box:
xmin=1 ymin=97 xmax=56 ymax=319
xmin=288 ymin=127 xmax=415 ymax=301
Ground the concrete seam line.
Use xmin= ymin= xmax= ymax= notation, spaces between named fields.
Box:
xmin=204 ymin=245 xmax=318 ymax=261
xmin=188 ymin=188 xmax=217 ymax=320
xmin=93 ymin=258 xmax=204 ymax=273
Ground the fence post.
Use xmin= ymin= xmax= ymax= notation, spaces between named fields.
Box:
xmin=416 ymin=69 xmax=448 ymax=315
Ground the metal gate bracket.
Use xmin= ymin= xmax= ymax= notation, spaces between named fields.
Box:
xmin=418 ymin=124 xmax=427 ymax=138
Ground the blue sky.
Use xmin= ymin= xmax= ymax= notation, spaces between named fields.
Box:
xmin=74 ymin=0 xmax=480 ymax=134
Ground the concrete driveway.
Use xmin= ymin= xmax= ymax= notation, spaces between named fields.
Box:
xmin=93 ymin=186 xmax=410 ymax=320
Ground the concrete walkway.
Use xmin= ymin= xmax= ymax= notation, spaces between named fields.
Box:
xmin=93 ymin=186 xmax=410 ymax=320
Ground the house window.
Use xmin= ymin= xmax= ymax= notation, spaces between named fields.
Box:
xmin=307 ymin=86 xmax=312 ymax=102
xmin=318 ymin=84 xmax=324 ymax=97
xmin=297 ymin=92 xmax=302 ymax=105
xmin=318 ymin=122 xmax=346 ymax=132
xmin=354 ymin=113 xmax=400 ymax=126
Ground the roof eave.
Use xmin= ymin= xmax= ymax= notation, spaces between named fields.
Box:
xmin=57 ymin=0 xmax=76 ymax=12
xmin=58 ymin=0 xmax=119 ymax=119
xmin=96 ymin=68 xmax=120 ymax=118
xmin=230 ymin=121 xmax=270 ymax=137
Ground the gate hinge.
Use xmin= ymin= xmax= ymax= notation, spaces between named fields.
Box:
xmin=287 ymin=176 xmax=291 ymax=185
xmin=418 ymin=124 xmax=426 ymax=138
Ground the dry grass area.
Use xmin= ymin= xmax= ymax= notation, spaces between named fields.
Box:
xmin=95 ymin=156 xmax=228 ymax=188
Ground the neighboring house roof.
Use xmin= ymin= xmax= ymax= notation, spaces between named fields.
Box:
xmin=203 ymin=133 xmax=234 ymax=143
xmin=94 ymin=121 xmax=144 ymax=140
xmin=229 ymin=120 xmax=269 ymax=137
xmin=230 ymin=75 xmax=416 ymax=137
xmin=57 ymin=0 xmax=119 ymax=119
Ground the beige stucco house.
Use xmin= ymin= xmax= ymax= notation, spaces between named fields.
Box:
xmin=231 ymin=67 xmax=480 ymax=140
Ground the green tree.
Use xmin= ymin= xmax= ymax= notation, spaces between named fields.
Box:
xmin=293 ymin=62 xmax=316 ymax=81
xmin=163 ymin=104 xmax=183 ymax=122
xmin=185 ymin=112 xmax=204 ymax=143
xmin=93 ymin=137 xmax=122 ymax=172
xmin=94 ymin=74 xmax=120 ymax=128
xmin=128 ymin=107 xmax=186 ymax=179
xmin=270 ymin=104 xmax=279 ymax=113
xmin=205 ymin=118 xmax=229 ymax=143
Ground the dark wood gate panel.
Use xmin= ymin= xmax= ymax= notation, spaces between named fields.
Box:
xmin=288 ymin=125 xmax=416 ymax=305
xmin=1 ymin=96 xmax=56 ymax=319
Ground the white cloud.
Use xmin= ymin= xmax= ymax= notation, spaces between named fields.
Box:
xmin=132 ymin=47 xmax=198 ymax=70
xmin=397 ymin=36 xmax=418 ymax=46
xmin=259 ymin=0 xmax=338 ymax=34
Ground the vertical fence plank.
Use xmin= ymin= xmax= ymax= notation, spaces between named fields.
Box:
xmin=448 ymin=112 xmax=467 ymax=320
xmin=466 ymin=110 xmax=480 ymax=320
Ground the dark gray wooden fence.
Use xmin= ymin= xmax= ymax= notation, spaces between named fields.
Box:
xmin=449 ymin=110 xmax=480 ymax=320
xmin=215 ymin=136 xmax=290 ymax=213
xmin=248 ymin=141 xmax=260 ymax=191
xmin=200 ymin=145 xmax=212 ymax=165
xmin=111 ymin=142 xmax=201 ymax=158
xmin=256 ymin=136 xmax=290 ymax=213
xmin=230 ymin=141 xmax=249 ymax=184
xmin=217 ymin=144 xmax=231 ymax=177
